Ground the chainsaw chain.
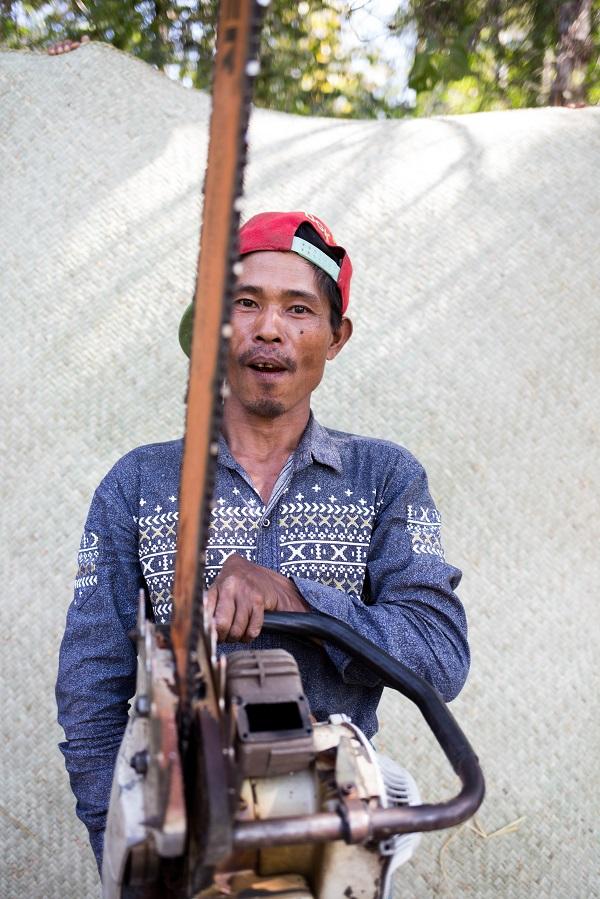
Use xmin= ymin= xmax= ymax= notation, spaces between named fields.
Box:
xmin=182 ymin=0 xmax=267 ymax=729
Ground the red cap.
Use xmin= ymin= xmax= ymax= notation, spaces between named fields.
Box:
xmin=239 ymin=211 xmax=352 ymax=313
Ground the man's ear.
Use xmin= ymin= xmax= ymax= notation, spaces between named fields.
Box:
xmin=327 ymin=317 xmax=353 ymax=361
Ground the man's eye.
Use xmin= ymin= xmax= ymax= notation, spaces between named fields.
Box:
xmin=290 ymin=304 xmax=310 ymax=314
xmin=235 ymin=298 xmax=256 ymax=308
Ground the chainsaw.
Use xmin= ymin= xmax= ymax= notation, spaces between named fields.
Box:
xmin=101 ymin=2 xmax=484 ymax=896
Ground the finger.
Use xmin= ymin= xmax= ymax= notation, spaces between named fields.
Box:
xmin=227 ymin=601 xmax=253 ymax=644
xmin=213 ymin=587 xmax=236 ymax=642
xmin=242 ymin=601 xmax=264 ymax=643
xmin=59 ymin=40 xmax=81 ymax=54
xmin=230 ymin=593 xmax=264 ymax=644
xmin=205 ymin=584 xmax=219 ymax=620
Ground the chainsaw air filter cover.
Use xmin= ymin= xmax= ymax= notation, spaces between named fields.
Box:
xmin=226 ymin=650 xmax=315 ymax=778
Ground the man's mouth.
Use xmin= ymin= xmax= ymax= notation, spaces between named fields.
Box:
xmin=248 ymin=361 xmax=286 ymax=373
xmin=242 ymin=352 xmax=294 ymax=376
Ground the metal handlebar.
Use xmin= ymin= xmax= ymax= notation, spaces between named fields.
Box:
xmin=231 ymin=611 xmax=484 ymax=848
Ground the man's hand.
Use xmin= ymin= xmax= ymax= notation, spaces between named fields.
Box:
xmin=47 ymin=35 xmax=90 ymax=55
xmin=206 ymin=554 xmax=310 ymax=643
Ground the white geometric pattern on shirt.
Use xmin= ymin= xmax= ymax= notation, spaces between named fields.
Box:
xmin=204 ymin=503 xmax=261 ymax=575
xmin=278 ymin=500 xmax=375 ymax=597
xmin=138 ymin=496 xmax=383 ymax=620
xmin=75 ymin=530 xmax=99 ymax=595
xmin=138 ymin=503 xmax=262 ymax=623
xmin=406 ymin=504 xmax=445 ymax=559
xmin=137 ymin=510 xmax=179 ymax=621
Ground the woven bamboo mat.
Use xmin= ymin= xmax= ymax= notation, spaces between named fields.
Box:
xmin=1 ymin=43 xmax=599 ymax=898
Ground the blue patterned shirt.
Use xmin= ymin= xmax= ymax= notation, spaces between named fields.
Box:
xmin=56 ymin=414 xmax=469 ymax=865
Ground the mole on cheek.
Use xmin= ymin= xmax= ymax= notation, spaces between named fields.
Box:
xmin=300 ymin=330 xmax=304 ymax=335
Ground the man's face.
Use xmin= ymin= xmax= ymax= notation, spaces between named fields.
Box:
xmin=226 ymin=251 xmax=351 ymax=420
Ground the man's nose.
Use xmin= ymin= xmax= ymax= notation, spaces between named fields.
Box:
xmin=254 ymin=306 xmax=283 ymax=343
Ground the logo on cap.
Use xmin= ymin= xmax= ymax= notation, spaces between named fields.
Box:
xmin=303 ymin=212 xmax=333 ymax=244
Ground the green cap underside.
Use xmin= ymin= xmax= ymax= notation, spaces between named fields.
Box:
xmin=178 ymin=239 xmax=341 ymax=358
xmin=179 ymin=302 xmax=194 ymax=358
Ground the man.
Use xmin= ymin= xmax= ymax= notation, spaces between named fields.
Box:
xmin=56 ymin=211 xmax=469 ymax=870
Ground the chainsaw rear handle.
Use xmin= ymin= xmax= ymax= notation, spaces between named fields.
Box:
xmin=262 ymin=611 xmax=480 ymax=782
xmin=230 ymin=610 xmax=485 ymax=847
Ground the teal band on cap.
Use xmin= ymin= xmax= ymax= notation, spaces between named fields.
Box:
xmin=291 ymin=236 xmax=340 ymax=282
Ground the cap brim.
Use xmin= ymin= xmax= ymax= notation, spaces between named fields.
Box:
xmin=179 ymin=303 xmax=193 ymax=357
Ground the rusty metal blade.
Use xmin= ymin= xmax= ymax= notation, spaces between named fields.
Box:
xmin=171 ymin=0 xmax=258 ymax=711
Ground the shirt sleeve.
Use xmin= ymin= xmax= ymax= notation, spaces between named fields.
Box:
xmin=290 ymin=454 xmax=469 ymax=702
xmin=55 ymin=467 xmax=141 ymax=869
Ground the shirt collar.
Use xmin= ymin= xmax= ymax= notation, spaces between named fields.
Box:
xmin=217 ymin=411 xmax=343 ymax=475
xmin=294 ymin=412 xmax=343 ymax=473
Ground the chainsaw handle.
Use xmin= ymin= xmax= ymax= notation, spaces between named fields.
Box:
xmin=259 ymin=610 xmax=484 ymax=832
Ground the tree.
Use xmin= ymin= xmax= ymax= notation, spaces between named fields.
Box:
xmin=0 ymin=0 xmax=399 ymax=118
xmin=393 ymin=0 xmax=600 ymax=115
xmin=2 ymin=1 xmax=599 ymax=115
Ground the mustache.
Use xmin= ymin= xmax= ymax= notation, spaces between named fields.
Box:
xmin=237 ymin=348 xmax=297 ymax=373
